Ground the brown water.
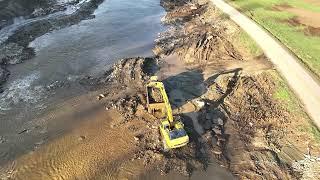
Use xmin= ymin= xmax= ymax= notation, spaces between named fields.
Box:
xmin=0 ymin=0 xmax=164 ymax=165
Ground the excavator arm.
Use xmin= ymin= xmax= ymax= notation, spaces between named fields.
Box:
xmin=146 ymin=76 xmax=189 ymax=149
xmin=147 ymin=81 xmax=174 ymax=123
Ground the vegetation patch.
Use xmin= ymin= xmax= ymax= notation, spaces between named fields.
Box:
xmin=234 ymin=30 xmax=263 ymax=56
xmin=228 ymin=0 xmax=320 ymax=78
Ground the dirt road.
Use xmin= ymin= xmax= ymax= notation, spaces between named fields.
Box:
xmin=211 ymin=0 xmax=320 ymax=128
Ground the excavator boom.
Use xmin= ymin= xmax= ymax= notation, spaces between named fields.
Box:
xmin=146 ymin=81 xmax=173 ymax=123
xmin=146 ymin=76 xmax=189 ymax=149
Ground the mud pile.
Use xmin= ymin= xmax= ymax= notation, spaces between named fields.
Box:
xmin=155 ymin=0 xmax=242 ymax=66
xmin=200 ymin=72 xmax=293 ymax=179
xmin=93 ymin=57 xmax=212 ymax=176
xmin=93 ymin=57 xmax=157 ymax=119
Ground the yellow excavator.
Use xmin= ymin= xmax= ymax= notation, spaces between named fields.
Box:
xmin=146 ymin=76 xmax=189 ymax=149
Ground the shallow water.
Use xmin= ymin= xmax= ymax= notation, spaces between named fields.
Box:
xmin=0 ymin=0 xmax=164 ymax=166
xmin=0 ymin=0 xmax=165 ymax=118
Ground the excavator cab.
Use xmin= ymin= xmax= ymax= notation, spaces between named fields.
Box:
xmin=146 ymin=76 xmax=189 ymax=149
xmin=159 ymin=120 xmax=188 ymax=149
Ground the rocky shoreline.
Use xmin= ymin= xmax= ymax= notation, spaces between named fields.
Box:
xmin=0 ymin=0 xmax=82 ymax=29
xmin=0 ymin=0 xmax=105 ymax=92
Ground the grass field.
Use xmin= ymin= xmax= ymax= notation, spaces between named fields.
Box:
xmin=228 ymin=0 xmax=320 ymax=78
xmin=228 ymin=12 xmax=320 ymax=142
xmin=271 ymin=70 xmax=320 ymax=142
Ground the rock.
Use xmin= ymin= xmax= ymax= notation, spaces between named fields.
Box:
xmin=134 ymin=136 xmax=140 ymax=141
xmin=46 ymin=80 xmax=66 ymax=90
xmin=18 ymin=129 xmax=29 ymax=134
xmin=211 ymin=136 xmax=217 ymax=145
xmin=202 ymin=131 xmax=212 ymax=140
xmin=190 ymin=5 xmax=198 ymax=10
xmin=212 ymin=117 xmax=224 ymax=126
xmin=212 ymin=149 xmax=223 ymax=155
xmin=31 ymin=8 xmax=47 ymax=17
xmin=194 ymin=99 xmax=205 ymax=109
xmin=205 ymin=113 xmax=212 ymax=120
xmin=0 ymin=67 xmax=9 ymax=84
xmin=0 ymin=43 xmax=26 ymax=65
xmin=216 ymin=134 xmax=226 ymax=143
xmin=0 ymin=136 xmax=6 ymax=144
xmin=200 ymin=148 xmax=205 ymax=154
xmin=203 ymin=119 xmax=212 ymax=130
xmin=97 ymin=94 xmax=106 ymax=100
xmin=212 ymin=126 xmax=222 ymax=135
xmin=78 ymin=135 xmax=86 ymax=141
xmin=152 ymin=152 xmax=163 ymax=161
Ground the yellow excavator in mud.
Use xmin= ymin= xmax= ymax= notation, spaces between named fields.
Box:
xmin=146 ymin=76 xmax=189 ymax=149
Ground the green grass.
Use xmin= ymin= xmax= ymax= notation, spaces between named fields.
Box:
xmin=309 ymin=125 xmax=320 ymax=142
xmin=228 ymin=0 xmax=320 ymax=78
xmin=271 ymin=71 xmax=320 ymax=142
xmin=271 ymin=71 xmax=301 ymax=113
xmin=236 ymin=30 xmax=263 ymax=56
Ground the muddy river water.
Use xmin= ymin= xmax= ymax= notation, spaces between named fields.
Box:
xmin=0 ymin=0 xmax=164 ymax=129
xmin=0 ymin=0 xmax=164 ymax=168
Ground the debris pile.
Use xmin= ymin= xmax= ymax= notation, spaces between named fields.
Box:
xmin=155 ymin=0 xmax=242 ymax=66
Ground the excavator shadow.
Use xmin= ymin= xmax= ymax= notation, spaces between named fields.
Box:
xmin=160 ymin=68 xmax=242 ymax=174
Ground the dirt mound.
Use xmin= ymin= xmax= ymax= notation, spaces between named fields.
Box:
xmin=100 ymin=57 xmax=150 ymax=86
xmin=198 ymin=70 xmax=320 ymax=179
xmin=93 ymin=57 xmax=213 ymax=177
xmin=154 ymin=1 xmax=242 ymax=66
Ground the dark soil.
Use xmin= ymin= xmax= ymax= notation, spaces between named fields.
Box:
xmin=305 ymin=26 xmax=320 ymax=36
xmin=286 ymin=17 xmax=320 ymax=36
